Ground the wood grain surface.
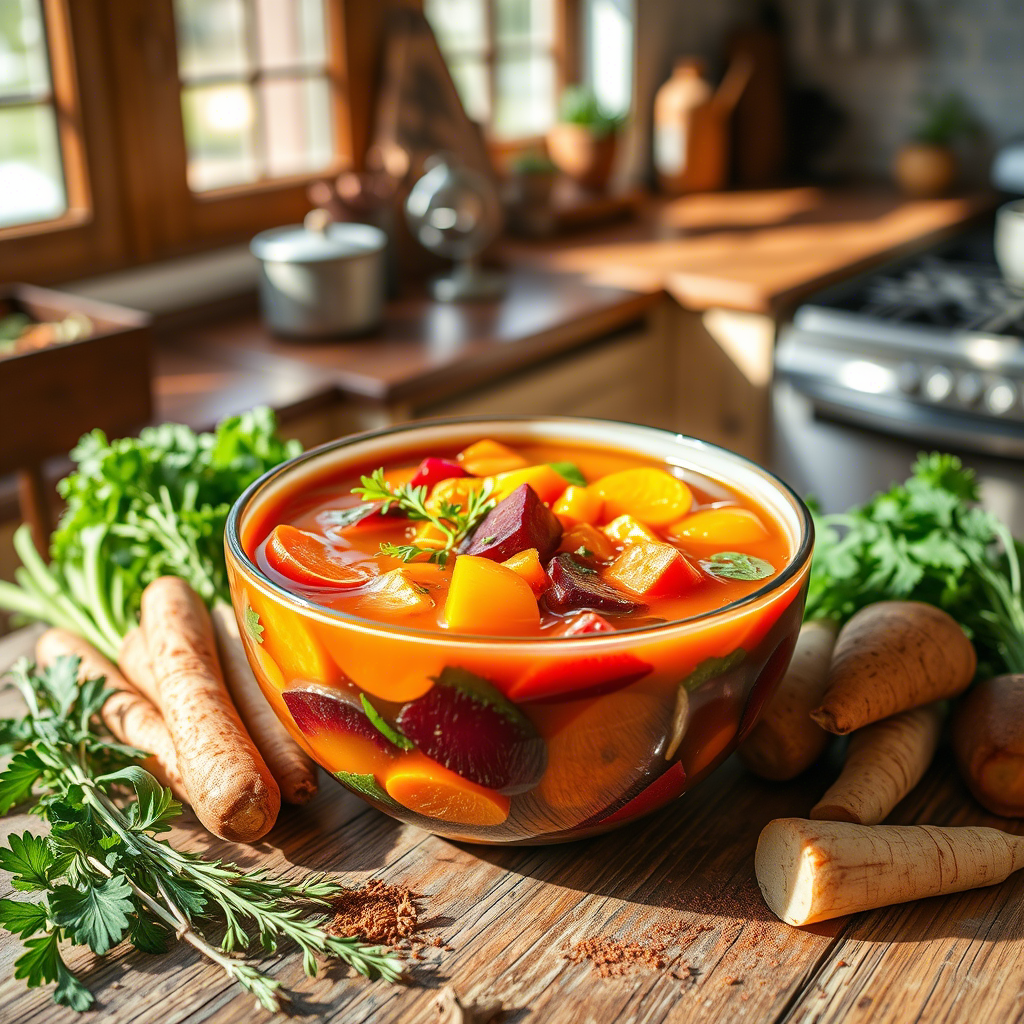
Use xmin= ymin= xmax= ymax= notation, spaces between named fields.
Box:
xmin=1 ymin=625 xmax=1022 ymax=1024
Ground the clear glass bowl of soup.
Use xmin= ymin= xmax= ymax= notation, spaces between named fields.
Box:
xmin=225 ymin=418 xmax=813 ymax=844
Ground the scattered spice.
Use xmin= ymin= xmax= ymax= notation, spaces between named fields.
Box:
xmin=328 ymin=878 xmax=431 ymax=951
xmin=565 ymin=936 xmax=667 ymax=977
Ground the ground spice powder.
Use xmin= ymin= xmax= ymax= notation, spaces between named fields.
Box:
xmin=327 ymin=879 xmax=424 ymax=949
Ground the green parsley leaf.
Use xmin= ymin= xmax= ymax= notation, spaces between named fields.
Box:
xmin=681 ymin=650 xmax=746 ymax=692
xmin=0 ymin=897 xmax=49 ymax=939
xmin=128 ymin=910 xmax=173 ymax=954
xmin=359 ymin=695 xmax=414 ymax=750
xmin=0 ymin=831 xmax=58 ymax=891
xmin=244 ymin=603 xmax=265 ymax=645
xmin=49 ymin=875 xmax=134 ymax=955
xmin=334 ymin=771 xmax=399 ymax=807
xmin=0 ymin=751 xmax=46 ymax=814
xmin=701 ymin=552 xmax=776 ymax=581
xmin=549 ymin=461 xmax=587 ymax=487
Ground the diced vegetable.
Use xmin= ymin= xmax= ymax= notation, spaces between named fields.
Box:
xmin=545 ymin=552 xmax=646 ymax=615
xmin=595 ymin=761 xmax=688 ymax=828
xmin=666 ymin=506 xmax=769 ymax=554
xmin=410 ymin=520 xmax=449 ymax=552
xmin=492 ymin=464 xmax=568 ymax=505
xmin=592 ymin=468 xmax=692 ymax=526
xmin=557 ymin=523 xmax=618 ymax=562
xmin=427 ymin=475 xmax=488 ymax=512
xmin=457 ymin=439 xmax=529 ymax=477
xmin=602 ymin=514 xmax=659 ymax=546
xmin=384 ymin=756 xmax=511 ymax=825
xmin=560 ymin=611 xmax=615 ymax=635
xmin=603 ymin=542 xmax=702 ymax=599
xmin=502 ymin=547 xmax=548 ymax=596
xmin=396 ymin=667 xmax=546 ymax=794
xmin=266 ymin=524 xmax=374 ymax=589
xmin=508 ymin=651 xmax=651 ymax=703
xmin=410 ymin=456 xmax=470 ymax=488
xmin=357 ymin=569 xmax=434 ymax=617
xmin=461 ymin=483 xmax=563 ymax=562
xmin=553 ymin=485 xmax=603 ymax=527
xmin=443 ymin=554 xmax=541 ymax=635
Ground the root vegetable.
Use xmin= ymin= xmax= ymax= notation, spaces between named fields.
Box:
xmin=811 ymin=602 xmax=975 ymax=735
xmin=739 ymin=619 xmax=838 ymax=780
xmin=952 ymin=674 xmax=1024 ymax=817
xmin=118 ymin=626 xmax=159 ymax=706
xmin=756 ymin=817 xmax=1024 ymax=926
xmin=35 ymin=628 xmax=187 ymax=802
xmin=141 ymin=577 xmax=280 ymax=842
xmin=810 ymin=704 xmax=942 ymax=824
xmin=210 ymin=601 xmax=319 ymax=806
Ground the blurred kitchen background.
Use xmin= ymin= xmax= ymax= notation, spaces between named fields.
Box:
xmin=3 ymin=0 xmax=1024 ymax=614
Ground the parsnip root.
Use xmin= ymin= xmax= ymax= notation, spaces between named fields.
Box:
xmin=810 ymin=704 xmax=942 ymax=824
xmin=35 ymin=628 xmax=188 ymax=803
xmin=739 ymin=619 xmax=838 ymax=780
xmin=811 ymin=602 xmax=975 ymax=735
xmin=118 ymin=626 xmax=160 ymax=706
xmin=210 ymin=601 xmax=318 ymax=806
xmin=141 ymin=577 xmax=280 ymax=842
xmin=756 ymin=817 xmax=1024 ymax=926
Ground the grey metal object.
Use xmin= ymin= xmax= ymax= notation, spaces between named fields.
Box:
xmin=405 ymin=156 xmax=505 ymax=302
xmin=250 ymin=218 xmax=387 ymax=337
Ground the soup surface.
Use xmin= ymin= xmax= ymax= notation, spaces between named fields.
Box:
xmin=246 ymin=437 xmax=793 ymax=635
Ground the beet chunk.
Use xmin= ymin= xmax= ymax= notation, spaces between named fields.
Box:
xmin=283 ymin=688 xmax=398 ymax=754
xmin=544 ymin=553 xmax=646 ymax=615
xmin=396 ymin=667 xmax=547 ymax=794
xmin=461 ymin=483 xmax=562 ymax=562
xmin=410 ymin=457 xmax=469 ymax=489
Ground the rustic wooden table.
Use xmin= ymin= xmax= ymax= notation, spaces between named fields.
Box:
xmin=2 ymin=624 xmax=1022 ymax=1024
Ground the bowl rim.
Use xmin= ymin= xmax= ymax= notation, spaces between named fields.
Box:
xmin=225 ymin=415 xmax=814 ymax=645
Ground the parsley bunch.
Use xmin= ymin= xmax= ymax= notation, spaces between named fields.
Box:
xmin=0 ymin=657 xmax=403 ymax=1012
xmin=0 ymin=408 xmax=301 ymax=659
xmin=353 ymin=468 xmax=496 ymax=566
xmin=806 ymin=453 xmax=1024 ymax=678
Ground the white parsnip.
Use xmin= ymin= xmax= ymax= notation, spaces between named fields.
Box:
xmin=810 ymin=704 xmax=943 ymax=825
xmin=756 ymin=818 xmax=1024 ymax=926
xmin=210 ymin=601 xmax=318 ymax=806
xmin=118 ymin=626 xmax=160 ymax=706
xmin=739 ymin=619 xmax=838 ymax=780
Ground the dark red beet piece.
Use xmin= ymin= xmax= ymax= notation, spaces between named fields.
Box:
xmin=410 ymin=457 xmax=470 ymax=489
xmin=595 ymin=762 xmax=688 ymax=827
xmin=282 ymin=688 xmax=398 ymax=754
xmin=396 ymin=667 xmax=547 ymax=795
xmin=544 ymin=553 xmax=645 ymax=616
xmin=508 ymin=652 xmax=652 ymax=703
xmin=561 ymin=611 xmax=615 ymax=635
xmin=461 ymin=483 xmax=562 ymax=562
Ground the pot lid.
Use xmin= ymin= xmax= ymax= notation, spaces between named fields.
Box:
xmin=250 ymin=220 xmax=387 ymax=263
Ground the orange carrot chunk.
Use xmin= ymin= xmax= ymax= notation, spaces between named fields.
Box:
xmin=593 ymin=468 xmax=692 ymax=527
xmin=667 ymin=506 xmax=769 ymax=553
xmin=501 ymin=547 xmax=548 ymax=596
xmin=457 ymin=439 xmax=529 ymax=477
xmin=602 ymin=514 xmax=659 ymax=546
xmin=266 ymin=524 xmax=373 ymax=588
xmin=385 ymin=758 xmax=510 ymax=825
xmin=443 ymin=554 xmax=540 ymax=635
xmin=604 ymin=541 xmax=702 ymax=598
xmin=492 ymin=465 xmax=567 ymax=505
xmin=357 ymin=569 xmax=434 ymax=617
xmin=553 ymin=485 xmax=603 ymax=528
xmin=558 ymin=523 xmax=618 ymax=562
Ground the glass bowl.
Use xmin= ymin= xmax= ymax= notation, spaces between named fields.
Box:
xmin=225 ymin=417 xmax=813 ymax=844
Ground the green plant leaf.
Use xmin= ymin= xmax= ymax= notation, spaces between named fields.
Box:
xmin=97 ymin=765 xmax=180 ymax=833
xmin=244 ymin=603 xmax=264 ymax=645
xmin=548 ymin=462 xmax=587 ymax=487
xmin=0 ymin=831 xmax=59 ymax=891
xmin=128 ymin=910 xmax=172 ymax=954
xmin=358 ymin=695 xmax=414 ymax=750
xmin=681 ymin=650 xmax=746 ymax=693
xmin=49 ymin=876 xmax=134 ymax=956
xmin=701 ymin=552 xmax=776 ymax=582
xmin=0 ymin=898 xmax=49 ymax=939
xmin=334 ymin=771 xmax=398 ymax=807
xmin=0 ymin=751 xmax=46 ymax=813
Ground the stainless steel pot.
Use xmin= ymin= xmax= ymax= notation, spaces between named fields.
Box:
xmin=250 ymin=218 xmax=387 ymax=337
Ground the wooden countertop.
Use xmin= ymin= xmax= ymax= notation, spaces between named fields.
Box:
xmin=3 ymin=624 xmax=1023 ymax=1024
xmin=500 ymin=187 xmax=993 ymax=315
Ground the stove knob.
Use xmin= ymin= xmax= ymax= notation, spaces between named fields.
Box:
xmin=895 ymin=362 xmax=921 ymax=394
xmin=923 ymin=366 xmax=954 ymax=402
xmin=955 ymin=372 xmax=984 ymax=406
xmin=984 ymin=379 xmax=1018 ymax=416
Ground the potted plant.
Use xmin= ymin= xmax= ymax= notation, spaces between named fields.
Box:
xmin=894 ymin=94 xmax=975 ymax=198
xmin=546 ymin=87 xmax=625 ymax=193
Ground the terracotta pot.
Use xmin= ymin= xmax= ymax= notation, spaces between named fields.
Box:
xmin=893 ymin=143 xmax=957 ymax=198
xmin=545 ymin=124 xmax=618 ymax=193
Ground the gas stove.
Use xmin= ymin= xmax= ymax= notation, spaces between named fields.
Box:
xmin=776 ymin=223 xmax=1024 ymax=456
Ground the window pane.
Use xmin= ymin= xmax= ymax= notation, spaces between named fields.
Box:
xmin=182 ymin=83 xmax=258 ymax=190
xmin=0 ymin=0 xmax=50 ymax=98
xmin=495 ymin=0 xmax=554 ymax=47
xmin=0 ymin=104 xmax=65 ymax=227
xmin=254 ymin=0 xmax=327 ymax=70
xmin=493 ymin=54 xmax=554 ymax=138
xmin=424 ymin=0 xmax=486 ymax=52
xmin=447 ymin=57 xmax=489 ymax=124
xmin=175 ymin=0 xmax=250 ymax=79
xmin=584 ymin=0 xmax=633 ymax=117
xmin=261 ymin=75 xmax=333 ymax=177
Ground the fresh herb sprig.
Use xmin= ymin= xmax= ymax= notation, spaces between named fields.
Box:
xmin=0 ymin=657 xmax=404 ymax=1013
xmin=807 ymin=452 xmax=1024 ymax=677
xmin=353 ymin=468 xmax=496 ymax=566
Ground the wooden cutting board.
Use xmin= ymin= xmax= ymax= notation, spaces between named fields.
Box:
xmin=1 ymin=624 xmax=1022 ymax=1024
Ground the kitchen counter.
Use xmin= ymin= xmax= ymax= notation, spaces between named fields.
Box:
xmin=2 ymin=623 xmax=1022 ymax=1024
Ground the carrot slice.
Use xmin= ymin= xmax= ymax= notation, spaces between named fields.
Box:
xmin=501 ymin=547 xmax=548 ymax=596
xmin=558 ymin=523 xmax=618 ymax=562
xmin=492 ymin=465 xmax=567 ymax=505
xmin=357 ymin=569 xmax=434 ymax=618
xmin=602 ymin=514 xmax=659 ymax=545
xmin=457 ymin=439 xmax=529 ymax=477
xmin=666 ymin=506 xmax=769 ymax=554
xmin=444 ymin=554 xmax=540 ymax=635
xmin=508 ymin=652 xmax=652 ymax=703
xmin=593 ymin=468 xmax=692 ymax=527
xmin=266 ymin=524 xmax=373 ymax=588
xmin=604 ymin=541 xmax=702 ymax=598
xmin=553 ymin=485 xmax=603 ymax=528
xmin=385 ymin=757 xmax=510 ymax=825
